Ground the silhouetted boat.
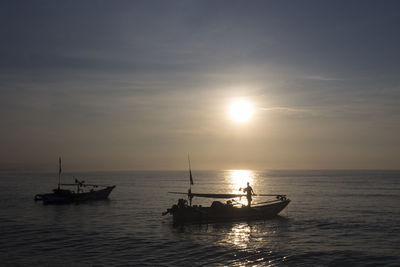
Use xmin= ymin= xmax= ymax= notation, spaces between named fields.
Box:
xmin=163 ymin=156 xmax=290 ymax=223
xmin=34 ymin=183 xmax=116 ymax=204
xmin=34 ymin=157 xmax=115 ymax=204
xmin=163 ymin=193 xmax=290 ymax=223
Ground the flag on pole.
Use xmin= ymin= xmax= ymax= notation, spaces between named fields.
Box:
xmin=188 ymin=154 xmax=194 ymax=185
xmin=59 ymin=157 xmax=62 ymax=174
xmin=190 ymin=169 xmax=194 ymax=185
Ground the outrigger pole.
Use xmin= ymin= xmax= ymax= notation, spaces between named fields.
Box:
xmin=168 ymin=192 xmax=286 ymax=200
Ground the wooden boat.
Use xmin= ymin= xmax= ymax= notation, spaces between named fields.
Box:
xmin=163 ymin=194 xmax=290 ymax=223
xmin=34 ymin=157 xmax=115 ymax=204
xmin=163 ymin=156 xmax=290 ymax=223
xmin=34 ymin=183 xmax=116 ymax=204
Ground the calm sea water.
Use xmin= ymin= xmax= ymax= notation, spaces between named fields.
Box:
xmin=0 ymin=170 xmax=399 ymax=266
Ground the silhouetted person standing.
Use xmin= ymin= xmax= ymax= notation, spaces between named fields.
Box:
xmin=243 ymin=182 xmax=255 ymax=207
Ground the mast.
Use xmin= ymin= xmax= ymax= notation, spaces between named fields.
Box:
xmin=58 ymin=157 xmax=62 ymax=190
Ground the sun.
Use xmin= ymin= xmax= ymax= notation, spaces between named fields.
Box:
xmin=229 ymin=100 xmax=254 ymax=122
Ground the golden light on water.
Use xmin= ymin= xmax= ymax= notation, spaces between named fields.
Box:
xmin=226 ymin=223 xmax=251 ymax=249
xmin=229 ymin=100 xmax=254 ymax=122
xmin=230 ymin=170 xmax=254 ymax=189
xmin=229 ymin=169 xmax=255 ymax=206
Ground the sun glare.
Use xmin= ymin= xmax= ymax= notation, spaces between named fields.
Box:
xmin=229 ymin=100 xmax=254 ymax=122
xmin=230 ymin=170 xmax=254 ymax=189
xmin=229 ymin=170 xmax=255 ymax=206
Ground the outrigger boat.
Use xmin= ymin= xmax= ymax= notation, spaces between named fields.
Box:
xmin=163 ymin=157 xmax=290 ymax=223
xmin=163 ymin=192 xmax=290 ymax=223
xmin=34 ymin=157 xmax=115 ymax=204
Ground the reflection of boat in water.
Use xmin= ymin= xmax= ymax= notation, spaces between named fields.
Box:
xmin=163 ymin=194 xmax=290 ymax=223
xmin=34 ymin=157 xmax=115 ymax=205
xmin=163 ymin=156 xmax=290 ymax=223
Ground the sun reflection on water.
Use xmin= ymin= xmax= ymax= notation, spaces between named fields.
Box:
xmin=228 ymin=170 xmax=255 ymax=206
xmin=216 ymin=222 xmax=282 ymax=266
xmin=226 ymin=223 xmax=252 ymax=249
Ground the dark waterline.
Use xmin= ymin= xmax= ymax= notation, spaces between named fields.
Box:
xmin=0 ymin=170 xmax=399 ymax=266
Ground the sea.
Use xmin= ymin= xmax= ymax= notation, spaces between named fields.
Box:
xmin=0 ymin=170 xmax=399 ymax=266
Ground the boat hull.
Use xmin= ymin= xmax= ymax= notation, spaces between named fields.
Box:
xmin=170 ymin=199 xmax=290 ymax=223
xmin=35 ymin=186 xmax=115 ymax=204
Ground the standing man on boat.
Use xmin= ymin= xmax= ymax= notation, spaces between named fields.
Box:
xmin=243 ymin=182 xmax=255 ymax=207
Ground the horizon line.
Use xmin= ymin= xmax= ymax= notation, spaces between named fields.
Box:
xmin=1 ymin=168 xmax=400 ymax=173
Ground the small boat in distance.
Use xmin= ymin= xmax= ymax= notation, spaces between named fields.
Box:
xmin=163 ymin=156 xmax=291 ymax=223
xmin=34 ymin=157 xmax=115 ymax=204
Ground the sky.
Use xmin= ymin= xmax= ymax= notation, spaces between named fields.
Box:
xmin=1 ymin=0 xmax=400 ymax=171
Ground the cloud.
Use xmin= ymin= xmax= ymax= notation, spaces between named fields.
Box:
xmin=260 ymin=106 xmax=309 ymax=114
xmin=303 ymin=75 xmax=344 ymax=81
